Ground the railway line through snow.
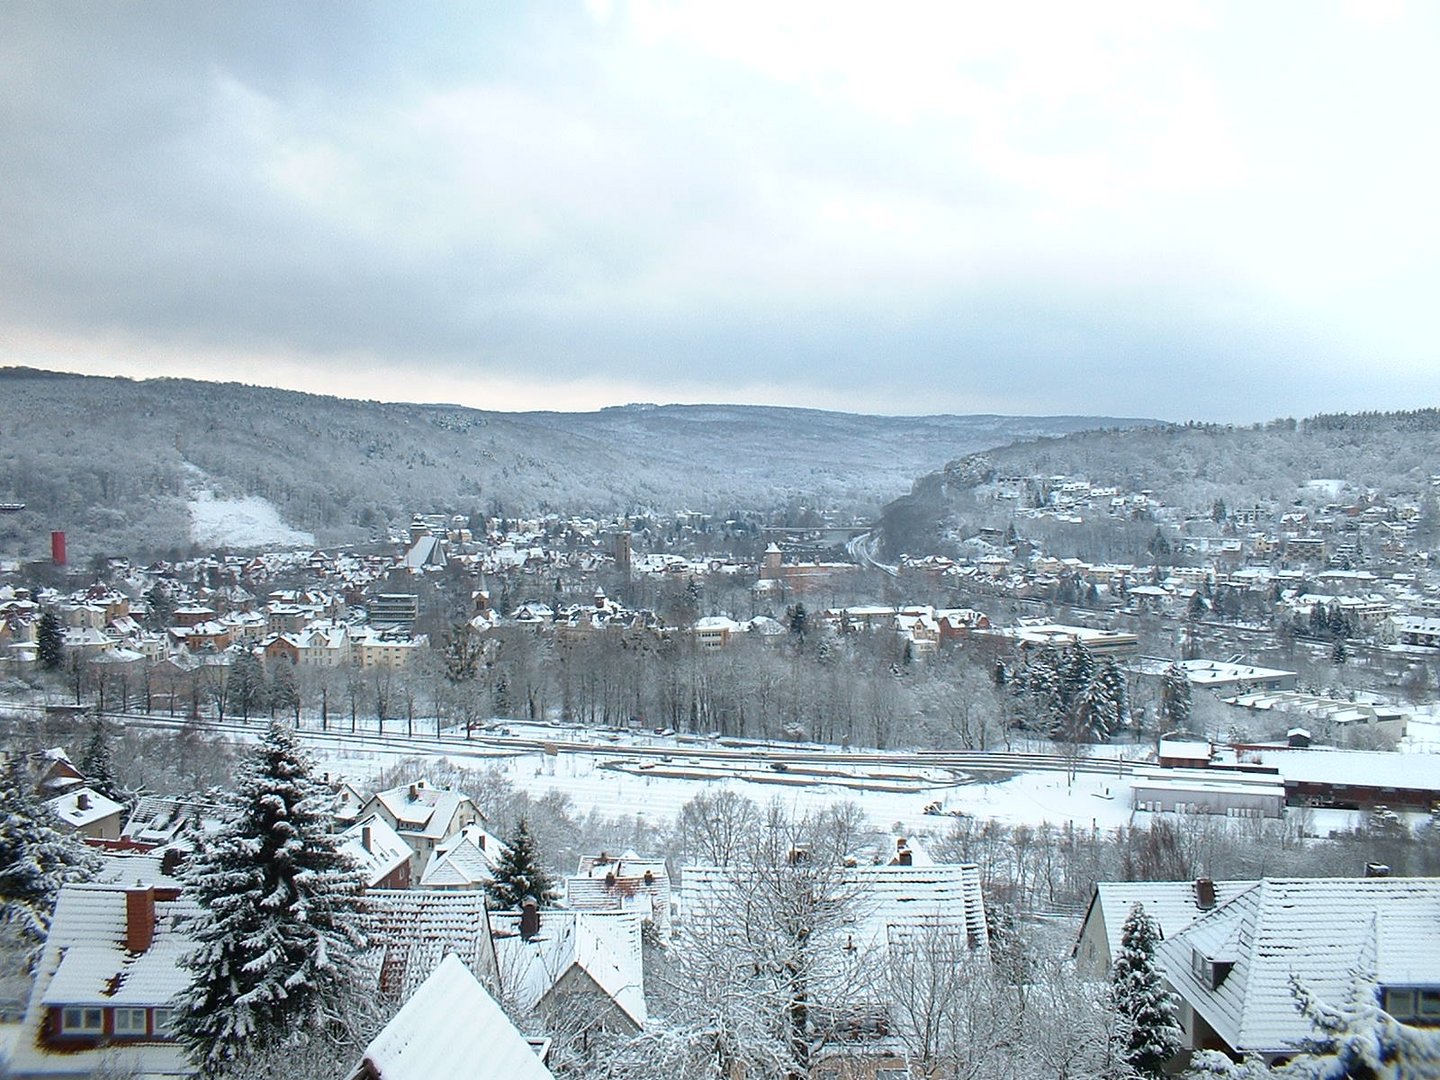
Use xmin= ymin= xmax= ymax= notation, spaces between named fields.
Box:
xmin=2 ymin=703 xmax=1143 ymax=832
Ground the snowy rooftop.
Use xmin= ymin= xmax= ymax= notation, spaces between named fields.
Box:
xmin=44 ymin=786 xmax=124 ymax=829
xmin=490 ymin=909 xmax=647 ymax=1029
xmin=9 ymin=885 xmax=196 ymax=1079
xmin=418 ymin=824 xmax=504 ymax=889
xmin=1156 ymin=877 xmax=1440 ymax=1055
xmin=350 ymin=953 xmax=553 ymax=1080
xmin=682 ymin=861 xmax=987 ymax=956
xmin=365 ymin=889 xmax=498 ymax=1000
xmin=1242 ymin=747 xmax=1440 ymax=792
xmin=1083 ymin=879 xmax=1257 ymax=966
xmin=338 ymin=814 xmax=413 ymax=888
xmin=369 ymin=781 xmax=473 ymax=840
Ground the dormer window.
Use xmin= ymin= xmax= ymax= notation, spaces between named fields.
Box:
xmin=1190 ymin=947 xmax=1233 ymax=990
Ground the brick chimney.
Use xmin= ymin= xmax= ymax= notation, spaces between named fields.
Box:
xmin=520 ymin=899 xmax=541 ymax=941
xmin=77 ymin=791 xmax=90 ymax=811
xmin=126 ymin=887 xmax=156 ymax=953
xmin=1194 ymin=878 xmax=1216 ymax=909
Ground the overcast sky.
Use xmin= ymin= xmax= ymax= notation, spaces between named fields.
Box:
xmin=3 ymin=1 xmax=1438 ymax=422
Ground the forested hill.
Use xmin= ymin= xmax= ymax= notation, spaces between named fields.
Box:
xmin=0 ymin=368 xmax=1148 ymax=560
xmin=878 ymin=412 xmax=1440 ymax=560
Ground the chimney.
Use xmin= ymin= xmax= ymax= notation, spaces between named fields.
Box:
xmin=407 ymin=783 xmax=418 ymax=802
xmin=520 ymin=899 xmax=541 ymax=941
xmin=1194 ymin=878 xmax=1216 ymax=909
xmin=361 ymin=826 xmax=372 ymax=853
xmin=77 ymin=791 xmax=90 ymax=811
xmin=643 ymin=870 xmax=655 ymax=886
xmin=125 ymin=887 xmax=156 ymax=953
xmin=897 ymin=849 xmax=913 ymax=866
xmin=604 ymin=871 xmax=616 ymax=889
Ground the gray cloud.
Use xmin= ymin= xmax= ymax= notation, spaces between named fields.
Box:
xmin=3 ymin=1 xmax=1439 ymax=421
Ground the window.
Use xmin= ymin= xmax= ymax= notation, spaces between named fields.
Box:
xmin=1190 ymin=948 xmax=1210 ymax=985
xmin=1382 ymin=986 xmax=1440 ymax=1025
xmin=152 ymin=1008 xmax=176 ymax=1037
xmin=114 ymin=1008 xmax=148 ymax=1036
xmin=61 ymin=1007 xmax=103 ymax=1034
xmin=1386 ymin=988 xmax=1417 ymax=1017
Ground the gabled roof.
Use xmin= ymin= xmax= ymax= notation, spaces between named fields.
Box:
xmin=490 ymin=909 xmax=647 ymax=1029
xmin=418 ymin=824 xmax=504 ymax=889
xmin=338 ymin=815 xmax=413 ymax=889
xmin=44 ymin=786 xmax=125 ymax=829
xmin=364 ymin=889 xmax=499 ymax=1000
xmin=121 ymin=795 xmax=226 ymax=848
xmin=1077 ymin=879 xmax=1256 ymax=968
xmin=9 ymin=884 xmax=196 ymax=1079
xmin=683 ymin=861 xmax=988 ymax=957
xmin=350 ymin=954 xmax=553 ymax=1080
xmin=565 ymin=854 xmax=672 ymax=938
xmin=1156 ymin=877 xmax=1440 ymax=1056
xmin=367 ymin=782 xmax=474 ymax=840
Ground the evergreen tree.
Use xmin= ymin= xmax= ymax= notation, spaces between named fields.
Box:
xmin=1096 ymin=658 xmax=1130 ymax=733
xmin=1147 ymin=528 xmax=1172 ymax=566
xmin=1110 ymin=903 xmax=1182 ymax=1076
xmin=1331 ymin=638 xmax=1348 ymax=666
xmin=0 ymin=759 xmax=99 ymax=953
xmin=78 ymin=718 xmax=123 ymax=804
xmin=788 ymin=603 xmax=808 ymax=640
xmin=486 ymin=818 xmax=558 ymax=910
xmin=176 ymin=722 xmax=368 ymax=1074
xmin=1076 ymin=671 xmax=1118 ymax=742
xmin=36 ymin=612 xmax=64 ymax=671
xmin=1060 ymin=643 xmax=1096 ymax=713
xmin=228 ymin=649 xmax=267 ymax=721
xmin=1025 ymin=648 xmax=1064 ymax=732
xmin=1160 ymin=663 xmax=1192 ymax=732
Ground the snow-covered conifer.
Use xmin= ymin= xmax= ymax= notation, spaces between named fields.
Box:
xmin=176 ymin=721 xmax=368 ymax=1074
xmin=1161 ymin=662 xmax=1193 ymax=732
xmin=78 ymin=718 xmax=123 ymax=804
xmin=36 ymin=612 xmax=64 ymax=670
xmin=0 ymin=758 xmax=99 ymax=953
xmin=1111 ymin=902 xmax=1182 ymax=1076
xmin=486 ymin=817 xmax=558 ymax=909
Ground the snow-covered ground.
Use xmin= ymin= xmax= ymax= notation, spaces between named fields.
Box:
xmin=188 ymin=490 xmax=315 ymax=549
xmin=309 ymin=738 xmax=1154 ymax=835
xmin=494 ymin=749 xmax=1142 ymax=834
xmin=1399 ymin=705 xmax=1440 ymax=752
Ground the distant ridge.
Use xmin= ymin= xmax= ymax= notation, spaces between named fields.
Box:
xmin=877 ymin=411 xmax=1440 ymax=561
xmin=0 ymin=367 xmax=1152 ymax=560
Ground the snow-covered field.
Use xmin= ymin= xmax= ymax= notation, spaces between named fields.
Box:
xmin=188 ymin=490 xmax=315 ymax=549
xmin=310 ymin=738 xmax=1147 ymax=835
xmin=496 ymin=749 xmax=1143 ymax=834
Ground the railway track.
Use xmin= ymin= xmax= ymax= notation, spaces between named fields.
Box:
xmin=2 ymin=702 xmax=1135 ymax=779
